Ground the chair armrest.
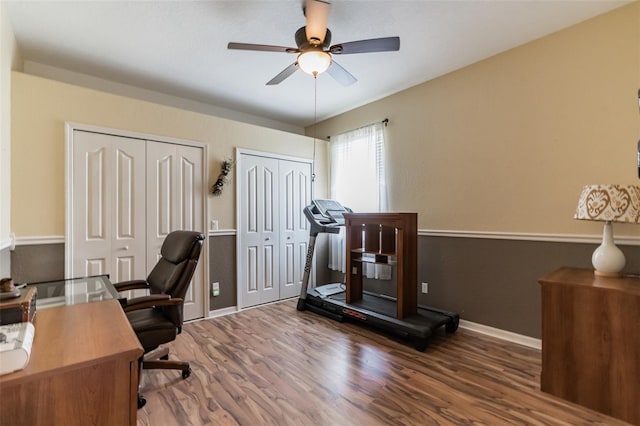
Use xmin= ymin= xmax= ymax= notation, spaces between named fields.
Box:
xmin=123 ymin=294 xmax=183 ymax=312
xmin=113 ymin=279 xmax=150 ymax=292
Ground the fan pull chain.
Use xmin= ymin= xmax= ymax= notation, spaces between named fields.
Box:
xmin=312 ymin=75 xmax=317 ymax=183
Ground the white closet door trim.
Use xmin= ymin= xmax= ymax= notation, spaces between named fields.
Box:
xmin=236 ymin=148 xmax=311 ymax=165
xmin=65 ymin=122 xmax=208 ymax=149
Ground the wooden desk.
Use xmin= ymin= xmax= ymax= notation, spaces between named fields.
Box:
xmin=0 ymin=300 xmax=143 ymax=425
xmin=539 ymin=267 xmax=640 ymax=425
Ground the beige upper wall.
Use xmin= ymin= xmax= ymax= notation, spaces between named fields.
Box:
xmin=312 ymin=2 xmax=640 ymax=237
xmin=10 ymin=72 xmax=328 ymax=237
xmin=9 ymin=2 xmax=640 ymax=238
xmin=1 ymin=3 xmax=23 ymax=246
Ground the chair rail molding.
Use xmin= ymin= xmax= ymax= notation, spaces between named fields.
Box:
xmin=0 ymin=233 xmax=15 ymax=251
xmin=14 ymin=235 xmax=65 ymax=246
xmin=13 ymin=230 xmax=636 ymax=246
xmin=419 ymin=229 xmax=640 ymax=245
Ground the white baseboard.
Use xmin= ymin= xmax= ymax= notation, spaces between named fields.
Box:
xmin=208 ymin=229 xmax=236 ymax=237
xmin=206 ymin=306 xmax=238 ymax=318
xmin=459 ymin=319 xmax=541 ymax=350
xmin=199 ymin=298 xmax=297 ymax=322
xmin=185 ymin=306 xmax=238 ymax=324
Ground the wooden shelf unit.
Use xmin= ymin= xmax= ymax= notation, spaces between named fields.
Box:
xmin=343 ymin=212 xmax=417 ymax=319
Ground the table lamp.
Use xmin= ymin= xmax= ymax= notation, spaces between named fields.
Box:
xmin=574 ymin=184 xmax=640 ymax=276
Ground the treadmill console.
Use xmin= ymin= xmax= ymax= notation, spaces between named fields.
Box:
xmin=303 ymin=199 xmax=352 ymax=236
xmin=312 ymin=199 xmax=349 ymax=225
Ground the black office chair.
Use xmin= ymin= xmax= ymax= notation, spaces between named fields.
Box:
xmin=114 ymin=230 xmax=205 ymax=408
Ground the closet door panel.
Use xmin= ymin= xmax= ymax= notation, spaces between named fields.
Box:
xmin=279 ymin=160 xmax=311 ymax=299
xmin=175 ymin=145 xmax=204 ymax=319
xmin=115 ymin=149 xmax=136 ymax=238
xmin=147 ymin=142 xmax=174 ymax=272
xmin=177 ymin=153 xmax=196 ymax=229
xmin=147 ymin=141 xmax=205 ymax=320
xmin=112 ymin=142 xmax=146 ymax=284
xmin=72 ymin=133 xmax=110 ymax=277
xmin=85 ymin=258 xmax=107 ymax=277
xmin=86 ymin=147 xmax=107 ymax=241
xmin=239 ymin=154 xmax=279 ymax=308
xmin=71 ymin=131 xmax=145 ymax=282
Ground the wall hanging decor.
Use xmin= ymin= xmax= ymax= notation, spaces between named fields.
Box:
xmin=211 ymin=158 xmax=234 ymax=196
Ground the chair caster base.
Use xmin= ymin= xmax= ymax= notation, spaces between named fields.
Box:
xmin=182 ymin=367 xmax=192 ymax=379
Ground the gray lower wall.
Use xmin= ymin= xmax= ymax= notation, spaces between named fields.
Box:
xmin=208 ymin=235 xmax=236 ymax=310
xmin=11 ymin=243 xmax=65 ymax=283
xmin=416 ymin=236 xmax=629 ymax=339
xmin=316 ymin=236 xmax=640 ymax=339
xmin=10 ymin=234 xmax=640 ymax=339
xmin=0 ymin=246 xmax=10 ymax=278
xmin=9 ymin=235 xmax=238 ymax=313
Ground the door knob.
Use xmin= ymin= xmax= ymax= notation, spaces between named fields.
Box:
xmin=265 ymin=237 xmax=270 ymax=241
xmin=122 ymin=245 xmax=129 ymax=250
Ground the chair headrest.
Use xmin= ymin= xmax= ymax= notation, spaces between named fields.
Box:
xmin=161 ymin=231 xmax=205 ymax=264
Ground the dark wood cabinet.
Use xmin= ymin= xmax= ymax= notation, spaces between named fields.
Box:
xmin=539 ymin=267 xmax=640 ymax=425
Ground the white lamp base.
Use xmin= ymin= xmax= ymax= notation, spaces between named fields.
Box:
xmin=592 ymin=221 xmax=625 ymax=277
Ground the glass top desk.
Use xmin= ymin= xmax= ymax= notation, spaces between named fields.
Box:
xmin=26 ymin=275 xmax=122 ymax=309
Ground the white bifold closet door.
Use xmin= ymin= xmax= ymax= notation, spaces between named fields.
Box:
xmin=278 ymin=160 xmax=311 ymax=299
xmin=146 ymin=142 xmax=204 ymax=320
xmin=69 ymin=129 xmax=205 ymax=320
xmin=71 ymin=132 xmax=147 ymax=283
xmin=238 ymin=153 xmax=311 ymax=308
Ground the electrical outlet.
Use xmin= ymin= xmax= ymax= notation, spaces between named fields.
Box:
xmin=421 ymin=282 xmax=429 ymax=294
xmin=211 ymin=282 xmax=220 ymax=297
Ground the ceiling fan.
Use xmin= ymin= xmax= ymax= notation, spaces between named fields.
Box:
xmin=227 ymin=0 xmax=400 ymax=86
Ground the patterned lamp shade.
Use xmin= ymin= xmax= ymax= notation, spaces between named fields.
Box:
xmin=574 ymin=184 xmax=640 ymax=224
xmin=574 ymin=184 xmax=640 ymax=276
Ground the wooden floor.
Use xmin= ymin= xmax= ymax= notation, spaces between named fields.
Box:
xmin=137 ymin=300 xmax=628 ymax=426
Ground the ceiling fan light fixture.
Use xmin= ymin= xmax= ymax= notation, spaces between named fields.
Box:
xmin=297 ymin=50 xmax=331 ymax=76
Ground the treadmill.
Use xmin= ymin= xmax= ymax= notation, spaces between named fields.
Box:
xmin=297 ymin=199 xmax=459 ymax=351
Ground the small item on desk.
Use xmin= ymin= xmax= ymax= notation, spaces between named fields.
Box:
xmin=1 ymin=278 xmax=15 ymax=292
xmin=0 ymin=286 xmax=37 ymax=325
xmin=0 ymin=322 xmax=35 ymax=375
xmin=0 ymin=278 xmax=20 ymax=300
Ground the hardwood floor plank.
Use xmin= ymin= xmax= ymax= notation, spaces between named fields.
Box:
xmin=137 ymin=300 xmax=630 ymax=425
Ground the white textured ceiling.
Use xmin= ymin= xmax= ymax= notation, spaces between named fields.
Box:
xmin=4 ymin=0 xmax=631 ymax=129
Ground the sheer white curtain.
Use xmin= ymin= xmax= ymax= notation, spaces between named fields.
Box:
xmin=329 ymin=122 xmax=388 ymax=276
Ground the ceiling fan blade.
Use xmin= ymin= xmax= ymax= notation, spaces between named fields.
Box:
xmin=327 ymin=60 xmax=357 ymax=86
xmin=304 ymin=0 xmax=330 ymax=45
xmin=266 ymin=63 xmax=300 ymax=85
xmin=330 ymin=37 xmax=400 ymax=55
xmin=228 ymin=42 xmax=298 ymax=53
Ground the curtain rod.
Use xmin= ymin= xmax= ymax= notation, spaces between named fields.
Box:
xmin=326 ymin=118 xmax=389 ymax=140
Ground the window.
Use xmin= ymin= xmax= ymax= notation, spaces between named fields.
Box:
xmin=328 ymin=122 xmax=387 ymax=273
xmin=330 ymin=121 xmax=387 ymax=212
